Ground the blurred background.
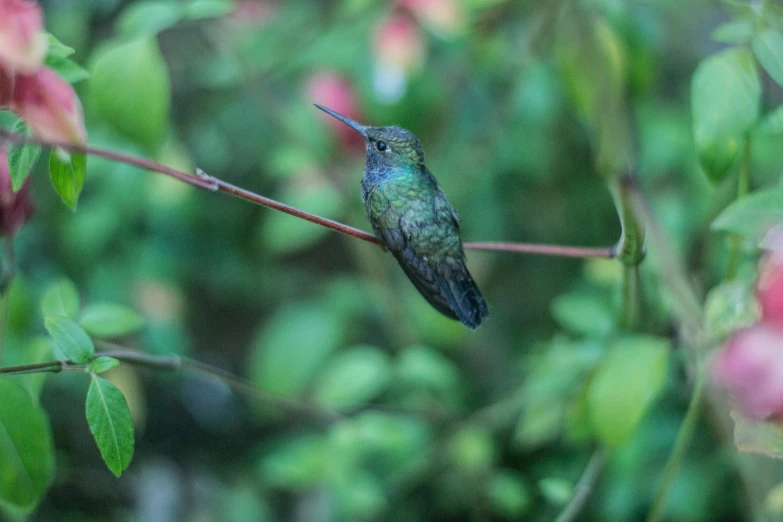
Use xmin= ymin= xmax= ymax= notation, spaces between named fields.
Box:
xmin=3 ymin=0 xmax=783 ymax=520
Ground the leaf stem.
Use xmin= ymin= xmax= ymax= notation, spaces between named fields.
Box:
xmin=646 ymin=372 xmax=705 ymax=522
xmin=554 ymin=448 xmax=607 ymax=522
xmin=0 ymin=129 xmax=616 ymax=260
xmin=724 ymin=136 xmax=752 ymax=281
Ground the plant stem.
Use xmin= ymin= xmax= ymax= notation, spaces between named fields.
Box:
xmin=646 ymin=372 xmax=705 ymax=522
xmin=610 ymin=174 xmax=646 ymax=330
xmin=0 ymin=129 xmax=616 ymax=260
xmin=555 ymin=448 xmax=607 ymax=522
xmin=0 ymin=239 xmax=15 ymax=366
xmin=724 ymin=136 xmax=752 ymax=281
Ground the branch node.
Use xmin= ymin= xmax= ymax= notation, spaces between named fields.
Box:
xmin=195 ymin=168 xmax=219 ymax=192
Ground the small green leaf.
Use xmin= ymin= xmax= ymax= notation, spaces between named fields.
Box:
xmin=116 ymin=1 xmax=184 ymax=36
xmin=79 ymin=303 xmax=144 ymax=338
xmin=487 ymin=471 xmax=531 ymax=519
xmin=712 ymin=20 xmax=754 ymax=43
xmin=0 ymin=380 xmax=55 ymax=509
xmin=86 ymin=375 xmax=134 ymax=477
xmin=692 ymin=48 xmax=760 ymax=182
xmin=448 ymin=427 xmax=496 ymax=471
xmin=45 ymin=33 xmax=75 ymax=58
xmin=44 ymin=315 xmax=94 ymax=363
xmin=260 ymin=434 xmax=327 ymax=488
xmin=40 ymin=278 xmax=80 ymax=319
xmin=7 ymin=120 xmax=40 ymax=191
xmin=758 ymin=105 xmax=783 ymax=135
xmin=49 ymin=149 xmax=86 ymax=210
xmin=312 ymin=346 xmax=391 ymax=411
xmin=45 ymin=54 xmax=90 ymax=84
xmin=183 ymin=0 xmax=233 ymax=19
xmin=89 ymin=357 xmax=120 ymax=374
xmin=587 ymin=336 xmax=669 ymax=447
xmin=250 ymin=305 xmax=345 ymax=397
xmin=90 ymin=37 xmax=171 ymax=150
xmin=551 ymin=293 xmax=615 ymax=337
xmin=753 ymin=29 xmax=783 ymax=87
xmin=538 ymin=477 xmax=573 ymax=507
xmin=712 ymin=188 xmax=783 ymax=241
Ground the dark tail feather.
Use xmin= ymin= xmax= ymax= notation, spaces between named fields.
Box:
xmin=397 ymin=258 xmax=460 ymax=321
xmin=435 ymin=265 xmax=489 ymax=330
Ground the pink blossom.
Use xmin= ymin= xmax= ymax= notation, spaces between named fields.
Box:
xmin=713 ymin=325 xmax=783 ymax=420
xmin=11 ymin=66 xmax=86 ymax=144
xmin=0 ymin=64 xmax=14 ymax=107
xmin=373 ymin=14 xmax=426 ymax=75
xmin=399 ymin=0 xmax=465 ymax=36
xmin=0 ymin=147 xmax=34 ymax=236
xmin=0 ymin=0 xmax=47 ymax=73
xmin=758 ymin=255 xmax=783 ymax=325
xmin=306 ymin=72 xmax=364 ymax=150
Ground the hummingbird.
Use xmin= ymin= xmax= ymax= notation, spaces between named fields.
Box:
xmin=315 ymin=104 xmax=489 ymax=329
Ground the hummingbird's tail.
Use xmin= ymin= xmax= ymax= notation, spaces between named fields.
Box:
xmin=434 ymin=263 xmax=489 ymax=330
xmin=393 ymin=247 xmax=489 ymax=329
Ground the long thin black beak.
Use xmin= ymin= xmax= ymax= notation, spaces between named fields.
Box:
xmin=314 ymin=104 xmax=368 ymax=137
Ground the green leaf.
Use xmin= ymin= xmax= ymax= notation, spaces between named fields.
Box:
xmin=731 ymin=410 xmax=783 ymax=458
xmin=89 ymin=356 xmax=121 ymax=374
xmin=250 ymin=305 xmax=345 ymax=397
xmin=7 ymin=120 xmax=40 ymax=191
xmin=79 ymin=303 xmax=144 ymax=338
xmin=86 ymin=375 xmax=134 ymax=477
xmin=116 ymin=1 xmax=184 ymax=36
xmin=44 ymin=315 xmax=94 ymax=363
xmin=487 ymin=471 xmax=531 ymax=519
xmin=183 ymin=0 xmax=234 ymax=19
xmin=538 ymin=477 xmax=573 ymax=507
xmin=45 ymin=54 xmax=90 ymax=84
xmin=90 ymin=37 xmax=171 ymax=150
xmin=711 ymin=20 xmax=754 ymax=43
xmin=0 ymin=380 xmax=55 ymax=509
xmin=758 ymin=105 xmax=783 ymax=135
xmin=45 ymin=33 xmax=75 ymax=58
xmin=40 ymin=278 xmax=80 ymax=319
xmin=587 ymin=335 xmax=669 ymax=447
xmin=753 ymin=29 xmax=783 ymax=87
xmin=312 ymin=346 xmax=392 ymax=411
xmin=260 ymin=434 xmax=327 ymax=488
xmin=448 ymin=427 xmax=496 ymax=471
xmin=692 ymin=48 xmax=760 ymax=182
xmin=712 ymin=188 xmax=783 ymax=241
xmin=49 ymin=149 xmax=86 ymax=210
xmin=551 ymin=293 xmax=615 ymax=337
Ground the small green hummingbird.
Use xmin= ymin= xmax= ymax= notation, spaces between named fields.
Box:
xmin=315 ymin=104 xmax=489 ymax=329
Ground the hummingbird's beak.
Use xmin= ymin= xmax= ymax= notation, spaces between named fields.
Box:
xmin=314 ymin=104 xmax=368 ymax=137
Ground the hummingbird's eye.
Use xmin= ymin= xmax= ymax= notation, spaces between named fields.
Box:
xmin=376 ymin=141 xmax=388 ymax=152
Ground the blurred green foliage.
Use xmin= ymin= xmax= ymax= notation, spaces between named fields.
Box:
xmin=1 ymin=0 xmax=783 ymax=520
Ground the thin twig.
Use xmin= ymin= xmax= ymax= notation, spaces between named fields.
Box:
xmin=646 ymin=374 xmax=705 ymax=522
xmin=0 ymin=129 xmax=615 ymax=259
xmin=92 ymin=342 xmax=342 ymax=423
xmin=554 ymin=448 xmax=607 ymax=522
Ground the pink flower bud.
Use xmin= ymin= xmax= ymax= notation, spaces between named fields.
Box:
xmin=399 ymin=0 xmax=465 ymax=36
xmin=0 ymin=64 xmax=14 ymax=107
xmin=712 ymin=324 xmax=783 ymax=420
xmin=372 ymin=14 xmax=426 ymax=102
xmin=374 ymin=14 xmax=425 ymax=75
xmin=306 ymin=72 xmax=364 ymax=150
xmin=758 ymin=255 xmax=783 ymax=325
xmin=0 ymin=147 xmax=34 ymax=236
xmin=10 ymin=66 xmax=87 ymax=144
xmin=0 ymin=0 xmax=47 ymax=73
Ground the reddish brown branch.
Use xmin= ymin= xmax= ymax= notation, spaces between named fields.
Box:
xmin=0 ymin=129 xmax=614 ymax=259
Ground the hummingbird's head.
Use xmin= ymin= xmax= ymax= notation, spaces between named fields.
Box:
xmin=314 ymin=104 xmax=425 ymax=168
